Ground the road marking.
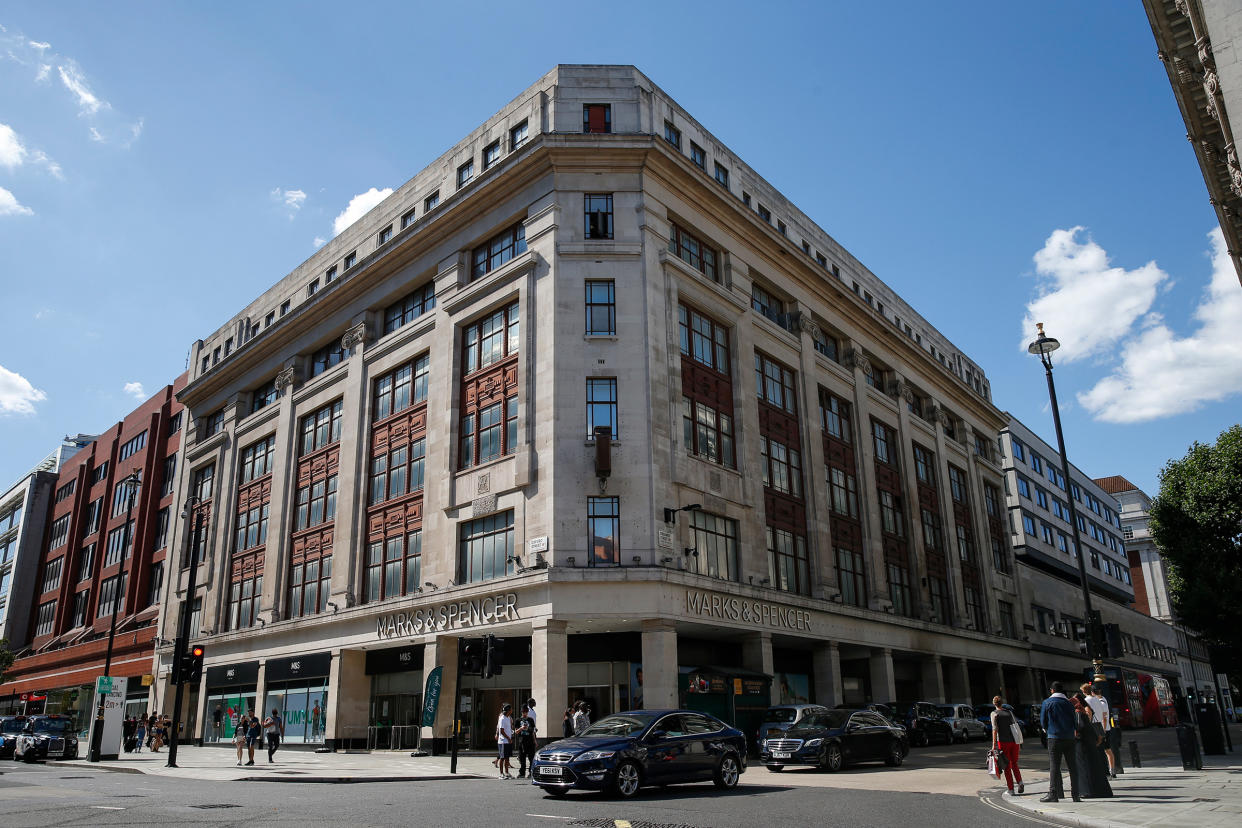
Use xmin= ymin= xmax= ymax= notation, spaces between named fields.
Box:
xmin=90 ymin=806 xmax=126 ymax=810
xmin=525 ymin=816 xmax=574 ymax=821
xmin=615 ymin=822 xmax=632 ymax=828
xmin=978 ymin=795 xmax=1061 ymax=826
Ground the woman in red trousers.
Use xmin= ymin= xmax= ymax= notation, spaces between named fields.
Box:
xmin=991 ymin=694 xmax=1024 ymax=795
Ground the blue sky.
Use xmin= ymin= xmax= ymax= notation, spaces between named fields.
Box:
xmin=1 ymin=1 xmax=1239 ymax=497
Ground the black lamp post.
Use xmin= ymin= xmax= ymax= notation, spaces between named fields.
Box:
xmin=88 ymin=470 xmax=141 ymax=763
xmin=166 ymin=494 xmax=205 ymax=768
xmin=1027 ymin=323 xmax=1105 ymax=684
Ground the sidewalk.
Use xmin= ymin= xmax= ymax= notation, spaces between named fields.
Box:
xmin=51 ymin=745 xmax=503 ymax=782
xmin=997 ymin=753 xmax=1242 ymax=828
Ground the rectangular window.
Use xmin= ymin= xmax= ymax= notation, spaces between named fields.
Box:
xmin=913 ymin=445 xmax=935 ymax=485
xmin=111 ymin=475 xmax=139 ymax=517
xmin=957 ymin=523 xmax=974 ymax=562
xmin=365 ymin=531 xmax=422 ymax=603
xmin=71 ymin=589 xmax=90 ymax=628
xmin=1035 ymin=487 xmax=1049 ymax=509
xmin=509 ymin=120 xmax=528 ymax=150
xmin=1030 ymin=453 xmax=1043 ymax=474
xmin=324 ymin=265 xmax=338 ymax=284
xmin=459 ymin=510 xmax=515 ymax=584
xmin=992 ymin=537 xmax=1011 ymax=573
xmin=583 ymin=104 xmax=612 ymax=133
xmin=168 ymin=411 xmax=182 ymax=435
xmin=310 ymin=338 xmax=348 ymax=377
xmin=921 ymin=509 xmax=942 ymax=552
xmin=767 ymin=526 xmax=809 ymax=596
xmin=471 ymin=223 xmax=527 ymax=280
xmin=828 ymin=467 xmax=859 ymax=518
xmin=104 ymin=521 xmax=134 ymax=567
xmin=483 ymin=140 xmax=501 ymax=170
xmin=750 ymin=283 xmax=783 ymax=325
xmin=682 ymin=397 xmax=735 ymax=467
xmin=383 ymin=281 xmax=436 ymax=334
xmin=287 ymin=557 xmax=331 ymax=618
xmin=836 ymin=547 xmax=866 ymax=607
xmin=373 ymin=354 xmax=430 ymax=423
xmin=401 ymin=208 xmax=416 ymax=229
xmin=760 ymin=436 xmax=803 ymax=497
xmin=294 ymin=474 xmax=337 ymax=531
xmin=307 ymin=279 xmax=320 ymax=297
xmin=91 ymin=460 xmax=110 ymax=484
xmin=462 ymin=301 xmax=520 ymax=376
xmin=118 ymin=431 xmax=147 ymax=461
xmin=35 ymin=601 xmax=56 ymax=637
xmin=585 ymin=279 xmax=616 ymax=335
xmin=239 ymin=436 xmax=276 ymax=484
xmin=251 ymin=379 xmax=278 ymax=413
xmin=1011 ymin=439 xmax=1025 ymax=461
xmin=300 ymin=400 xmax=344 ymax=455
xmin=777 ymin=220 xmax=787 ymax=236
xmin=888 ymin=563 xmax=912 ymax=617
xmin=755 ymin=352 xmax=796 ymax=413
xmin=689 ymin=511 xmax=738 ymax=581
xmin=42 ymin=557 xmax=63 ymax=593
xmin=872 ymin=421 xmax=894 ymax=465
xmin=344 ymin=251 xmax=357 ymax=270
xmin=587 ymin=496 xmax=620 ymax=566
xmin=234 ymin=503 xmax=270 ymax=551
xmin=713 ymin=162 xmax=729 ymax=187
xmin=668 ymin=223 xmax=719 ymax=282
xmin=879 ymin=491 xmax=905 ymax=536
xmin=586 ymin=378 xmax=618 ymax=439
xmin=1016 ymin=476 xmax=1031 ymax=498
xmin=378 ymin=225 xmax=393 ymax=246
xmin=457 ymin=159 xmax=474 ymax=188
xmin=819 ymin=391 xmax=852 ymax=443
xmin=964 ymin=586 xmax=985 ymax=631
xmin=49 ymin=514 xmax=71 ymax=549
xmin=280 ymin=300 xmax=291 ymax=316
xmin=1021 ymin=513 xmax=1036 ymax=535
xmin=811 ymin=327 xmax=839 ymax=362
xmin=663 ymin=120 xmax=681 ymax=149
xmin=227 ymin=574 xmax=263 ymax=631
xmin=97 ymin=572 xmax=127 ymax=618
xmin=191 ymin=463 xmax=215 ymax=502
xmin=584 ymin=193 xmax=613 ymax=239
xmin=203 ymin=409 xmax=225 ymax=439
xmin=928 ymin=576 xmax=950 ymax=622
xmin=1033 ymin=605 xmax=1056 ymax=635
xmin=78 ymin=544 xmax=95 ymax=582
xmin=757 ymin=204 xmax=771 ymax=223
xmin=424 ymin=191 xmax=440 ymax=211
xmin=983 ymin=483 xmax=1000 ymax=518
xmin=742 ymin=191 xmax=751 ymax=206
xmin=1041 ymin=521 xmax=1054 ymax=543
xmin=678 ymin=304 xmax=730 ymax=373
xmin=948 ymin=466 xmax=969 ymax=504
xmin=999 ymin=601 xmax=1017 ymax=638
xmin=690 ymin=142 xmax=705 ymax=168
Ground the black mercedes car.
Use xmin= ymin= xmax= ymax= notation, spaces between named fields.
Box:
xmin=530 ymin=709 xmax=746 ymax=798
xmin=0 ymin=716 xmax=28 ymax=759
xmin=12 ymin=715 xmax=79 ymax=762
xmin=761 ymin=709 xmax=907 ymax=772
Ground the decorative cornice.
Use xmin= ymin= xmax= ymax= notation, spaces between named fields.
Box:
xmin=341 ymin=321 xmax=368 ymax=352
xmin=274 ymin=365 xmax=298 ymax=394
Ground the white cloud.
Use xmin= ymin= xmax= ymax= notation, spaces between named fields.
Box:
xmin=312 ymin=236 xmax=326 ymax=248
xmin=88 ymin=126 xmax=103 ymax=142
xmin=0 ymin=124 xmax=63 ymax=178
xmin=123 ymin=381 xmax=146 ymax=400
xmin=35 ymin=63 xmax=50 ymax=82
xmin=1021 ymin=227 xmax=1169 ymax=362
xmin=1076 ymin=228 xmax=1242 ymax=423
xmin=28 ymin=40 xmax=49 ymax=51
xmin=271 ymin=187 xmax=307 ymax=218
xmin=0 ymin=364 xmax=47 ymax=414
xmin=332 ymin=187 xmax=392 ymax=236
xmin=0 ymin=186 xmax=33 ymax=216
xmin=58 ymin=61 xmax=109 ymax=116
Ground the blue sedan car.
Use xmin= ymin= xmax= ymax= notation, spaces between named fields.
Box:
xmin=530 ymin=709 xmax=747 ymax=798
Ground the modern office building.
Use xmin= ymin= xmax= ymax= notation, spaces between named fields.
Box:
xmin=0 ymin=379 xmax=186 ymax=724
xmin=0 ymin=437 xmax=95 ymax=652
xmin=1143 ymin=0 xmax=1242 ymax=284
xmin=158 ymin=65 xmax=1115 ymax=751
xmin=999 ymin=420 xmax=1181 ymax=698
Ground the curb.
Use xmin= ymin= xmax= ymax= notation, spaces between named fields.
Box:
xmin=980 ymin=788 xmax=1142 ymax=828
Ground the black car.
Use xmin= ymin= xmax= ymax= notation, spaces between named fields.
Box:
xmin=761 ymin=709 xmax=906 ymax=772
xmin=0 ymin=716 xmax=28 ymax=759
xmin=892 ymin=701 xmax=954 ymax=747
xmin=12 ymin=715 xmax=79 ymax=762
xmin=529 ymin=709 xmax=746 ymax=798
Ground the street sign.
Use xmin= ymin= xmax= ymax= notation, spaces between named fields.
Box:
xmin=96 ymin=676 xmax=114 ymax=694
xmin=140 ymin=674 xmax=153 ymax=687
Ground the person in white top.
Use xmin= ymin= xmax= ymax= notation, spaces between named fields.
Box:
xmin=572 ymin=701 xmax=591 ymax=735
xmin=1084 ymin=683 xmax=1117 ymax=777
xmin=496 ymin=703 xmax=514 ymax=779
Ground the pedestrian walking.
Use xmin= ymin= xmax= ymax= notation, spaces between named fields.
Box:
xmin=496 ymin=703 xmax=514 ymax=779
xmin=515 ymin=704 xmax=537 ymax=778
xmin=145 ymin=713 xmax=158 ymax=751
xmin=263 ymin=708 xmax=284 ymax=763
xmin=1039 ymin=681 xmax=1080 ymax=803
xmin=135 ymin=717 xmax=146 ymax=753
xmin=990 ymin=695 xmax=1024 ymax=796
xmin=311 ymin=701 xmax=322 ymax=740
xmin=212 ymin=705 xmax=223 ymax=742
xmin=1072 ymin=692 xmax=1112 ymax=799
xmin=245 ymin=712 xmax=262 ymax=765
xmin=1084 ymin=683 xmax=1117 ymax=777
xmin=562 ymin=707 xmax=574 ymax=739
xmin=233 ymin=715 xmax=248 ymax=766
xmin=572 ymin=701 xmax=590 ymax=735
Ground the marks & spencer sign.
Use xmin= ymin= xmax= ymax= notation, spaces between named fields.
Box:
xmin=376 ymin=593 xmax=518 ymax=640
xmin=685 ymin=590 xmax=814 ymax=631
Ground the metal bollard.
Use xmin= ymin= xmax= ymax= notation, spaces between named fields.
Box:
xmin=1129 ymin=740 xmax=1141 ymax=768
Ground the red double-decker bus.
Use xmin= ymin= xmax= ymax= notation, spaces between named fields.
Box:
xmin=1087 ymin=667 xmax=1178 ymax=728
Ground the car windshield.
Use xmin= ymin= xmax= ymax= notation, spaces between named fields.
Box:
xmin=32 ymin=719 xmax=71 ymax=734
xmin=938 ymin=706 xmax=956 ymax=718
xmin=762 ymin=708 xmax=797 ymax=723
xmin=1 ymin=719 xmax=25 ymax=734
xmin=579 ymin=714 xmax=656 ymax=737
xmin=797 ymin=710 xmax=850 ymax=730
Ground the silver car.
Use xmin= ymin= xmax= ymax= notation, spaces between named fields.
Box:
xmin=756 ymin=704 xmax=828 ymax=749
xmin=938 ymin=703 xmax=988 ymax=743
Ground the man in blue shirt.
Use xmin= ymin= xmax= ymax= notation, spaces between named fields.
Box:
xmin=1040 ymin=682 xmax=1080 ymax=802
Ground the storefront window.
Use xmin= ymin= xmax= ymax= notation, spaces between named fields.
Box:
xmin=263 ymin=653 xmax=331 ymax=744
xmin=202 ymin=662 xmax=261 ymax=742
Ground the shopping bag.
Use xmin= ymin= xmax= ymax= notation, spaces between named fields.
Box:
xmin=1011 ymin=722 xmax=1024 ymax=745
xmin=987 ymin=748 xmax=1008 ymax=778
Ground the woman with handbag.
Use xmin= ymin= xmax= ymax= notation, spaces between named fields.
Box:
xmin=990 ymin=695 xmax=1024 ymax=796
xmin=1072 ymin=693 xmax=1113 ymax=798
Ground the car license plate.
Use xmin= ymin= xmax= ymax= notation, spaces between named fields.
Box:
xmin=539 ymin=766 xmax=563 ymax=777
xmin=772 ymin=751 xmax=791 ymax=759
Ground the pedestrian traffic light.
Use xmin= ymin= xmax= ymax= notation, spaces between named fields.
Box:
xmin=460 ymin=638 xmax=484 ymax=676
xmin=178 ymin=645 xmax=205 ymax=685
xmin=484 ymin=635 xmax=505 ymax=679
xmin=1104 ymin=623 xmax=1123 ymax=659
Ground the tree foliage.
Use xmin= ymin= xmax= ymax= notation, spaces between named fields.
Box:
xmin=0 ymin=637 xmax=14 ymax=685
xmin=1149 ymin=424 xmax=1242 ymax=675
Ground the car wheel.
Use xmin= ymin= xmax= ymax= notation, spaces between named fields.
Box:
xmin=611 ymin=760 xmax=642 ymax=798
xmin=822 ymin=743 xmax=844 ymax=773
xmin=884 ymin=740 xmax=904 ymax=766
xmin=766 ymin=765 xmax=784 ymax=773
xmin=714 ymin=753 xmax=740 ymax=789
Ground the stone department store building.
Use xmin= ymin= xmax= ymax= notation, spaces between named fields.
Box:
xmin=159 ymin=65 xmax=1108 ymax=749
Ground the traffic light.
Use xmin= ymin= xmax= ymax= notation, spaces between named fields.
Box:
xmin=1073 ymin=621 xmax=1089 ymax=655
xmin=177 ymin=645 xmax=205 ymax=685
xmin=484 ymin=635 xmax=505 ymax=679
xmin=460 ymin=638 xmax=484 ymax=676
xmin=1104 ymin=623 xmax=1123 ymax=659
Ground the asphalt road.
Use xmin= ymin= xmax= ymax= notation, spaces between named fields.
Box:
xmin=0 ymin=754 xmax=1046 ymax=828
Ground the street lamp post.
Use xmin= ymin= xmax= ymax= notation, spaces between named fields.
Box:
xmin=166 ymin=494 xmax=205 ymax=768
xmin=1028 ymin=323 xmax=1106 ymax=685
xmin=88 ymin=470 xmax=141 ymax=763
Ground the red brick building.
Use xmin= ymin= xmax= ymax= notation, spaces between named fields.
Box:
xmin=0 ymin=375 xmax=187 ymax=725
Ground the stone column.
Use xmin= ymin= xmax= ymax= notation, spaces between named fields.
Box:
xmin=812 ymin=642 xmax=843 ymax=708
xmin=740 ymin=632 xmax=776 ymax=703
xmin=261 ymin=361 xmax=301 ymax=622
xmin=869 ymin=647 xmax=896 ymax=703
xmin=921 ymin=655 xmax=945 ymax=703
xmin=1019 ymin=667 xmax=1041 ymax=704
xmin=845 ymin=345 xmax=890 ymax=609
xmin=946 ymin=657 xmax=971 ymax=702
xmin=325 ymin=650 xmax=368 ymax=750
xmin=641 ymin=620 xmax=679 ymax=709
xmin=531 ymin=619 xmax=567 ymax=745
xmin=330 ymin=318 xmax=369 ymax=604
xmin=423 ymin=636 xmax=460 ymax=744
xmin=985 ymin=663 xmax=1005 ymax=704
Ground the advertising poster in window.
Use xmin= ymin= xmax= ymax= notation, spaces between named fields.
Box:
xmin=776 ymin=672 xmax=810 ymax=705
